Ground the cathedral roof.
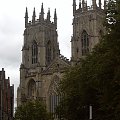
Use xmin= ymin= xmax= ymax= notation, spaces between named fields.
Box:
xmin=42 ymin=55 xmax=71 ymax=75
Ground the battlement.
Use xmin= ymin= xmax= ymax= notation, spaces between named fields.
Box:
xmin=26 ymin=18 xmax=56 ymax=28
xmin=73 ymin=0 xmax=107 ymax=16
xmin=25 ymin=3 xmax=57 ymax=29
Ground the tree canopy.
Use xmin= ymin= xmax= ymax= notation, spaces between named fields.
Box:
xmin=56 ymin=0 xmax=120 ymax=120
xmin=15 ymin=100 xmax=53 ymax=120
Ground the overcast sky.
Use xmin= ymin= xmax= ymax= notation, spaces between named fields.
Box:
xmin=0 ymin=0 xmax=74 ymax=108
xmin=0 ymin=0 xmax=104 ymax=108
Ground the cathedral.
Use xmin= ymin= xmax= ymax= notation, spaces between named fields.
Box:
xmin=17 ymin=0 xmax=106 ymax=117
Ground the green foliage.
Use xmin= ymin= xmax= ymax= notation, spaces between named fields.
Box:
xmin=56 ymin=0 xmax=120 ymax=120
xmin=15 ymin=100 xmax=53 ymax=120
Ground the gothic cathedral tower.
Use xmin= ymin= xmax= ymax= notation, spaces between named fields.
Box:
xmin=71 ymin=0 xmax=106 ymax=65
xmin=17 ymin=4 xmax=60 ymax=105
xmin=17 ymin=4 xmax=70 ymax=115
xmin=23 ymin=4 xmax=59 ymax=69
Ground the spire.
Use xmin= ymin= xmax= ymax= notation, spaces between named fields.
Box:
xmin=92 ymin=0 xmax=96 ymax=10
xmin=79 ymin=0 xmax=82 ymax=9
xmin=32 ymin=7 xmax=36 ymax=24
xmin=73 ymin=0 xmax=76 ymax=16
xmin=54 ymin=8 xmax=57 ymax=29
xmin=25 ymin=7 xmax=28 ymax=28
xmin=41 ymin=3 xmax=44 ymax=14
xmin=82 ymin=0 xmax=87 ymax=11
xmin=82 ymin=0 xmax=85 ymax=11
xmin=25 ymin=7 xmax=28 ymax=18
xmin=99 ymin=0 xmax=101 ymax=9
xmin=85 ymin=0 xmax=88 ymax=11
xmin=39 ymin=3 xmax=44 ymax=21
xmin=104 ymin=0 xmax=107 ymax=10
xmin=47 ymin=8 xmax=51 ymax=21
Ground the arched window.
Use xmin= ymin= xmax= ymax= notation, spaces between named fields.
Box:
xmin=32 ymin=41 xmax=38 ymax=64
xmin=28 ymin=79 xmax=36 ymax=99
xmin=81 ymin=30 xmax=89 ymax=56
xmin=46 ymin=41 xmax=52 ymax=65
xmin=48 ymin=76 xmax=61 ymax=119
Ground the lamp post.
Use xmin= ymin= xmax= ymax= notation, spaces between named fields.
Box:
xmin=89 ymin=105 xmax=92 ymax=120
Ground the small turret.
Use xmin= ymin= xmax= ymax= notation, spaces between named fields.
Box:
xmin=82 ymin=0 xmax=87 ymax=11
xmin=47 ymin=8 xmax=51 ymax=22
xmin=82 ymin=0 xmax=85 ymax=11
xmin=104 ymin=0 xmax=107 ymax=10
xmin=54 ymin=9 xmax=57 ymax=29
xmin=32 ymin=7 xmax=36 ymax=24
xmin=99 ymin=0 xmax=101 ymax=9
xmin=85 ymin=1 xmax=88 ymax=11
xmin=92 ymin=0 xmax=96 ymax=10
xmin=73 ymin=0 xmax=76 ymax=16
xmin=39 ymin=3 xmax=44 ymax=21
xmin=79 ymin=0 xmax=82 ymax=9
xmin=25 ymin=7 xmax=28 ymax=28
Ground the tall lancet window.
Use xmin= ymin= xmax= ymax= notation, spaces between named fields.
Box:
xmin=32 ymin=40 xmax=38 ymax=64
xmin=48 ymin=76 xmax=61 ymax=119
xmin=81 ymin=30 xmax=89 ymax=56
xmin=46 ymin=40 xmax=52 ymax=65
xmin=28 ymin=79 xmax=36 ymax=99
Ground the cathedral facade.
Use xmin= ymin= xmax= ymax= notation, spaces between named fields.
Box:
xmin=17 ymin=0 xmax=106 ymax=116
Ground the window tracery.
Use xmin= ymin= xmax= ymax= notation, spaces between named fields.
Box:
xmin=28 ymin=79 xmax=36 ymax=99
xmin=48 ymin=76 xmax=61 ymax=118
xmin=32 ymin=40 xmax=38 ymax=64
xmin=46 ymin=40 xmax=52 ymax=65
xmin=81 ymin=30 xmax=89 ymax=55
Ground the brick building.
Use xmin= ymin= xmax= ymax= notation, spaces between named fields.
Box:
xmin=0 ymin=68 xmax=14 ymax=120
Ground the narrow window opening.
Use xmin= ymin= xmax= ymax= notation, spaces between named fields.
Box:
xmin=32 ymin=41 xmax=38 ymax=64
xmin=46 ymin=41 xmax=52 ymax=65
xmin=81 ymin=30 xmax=89 ymax=56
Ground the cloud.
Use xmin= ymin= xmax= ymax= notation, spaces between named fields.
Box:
xmin=0 ymin=35 xmax=22 ymax=66
xmin=0 ymin=0 xmax=73 ymax=109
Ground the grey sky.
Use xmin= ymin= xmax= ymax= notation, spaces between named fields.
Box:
xmin=0 ymin=0 xmax=73 ymax=108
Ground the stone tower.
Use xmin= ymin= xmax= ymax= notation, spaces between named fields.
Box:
xmin=17 ymin=4 xmax=60 ymax=104
xmin=71 ymin=0 xmax=106 ymax=65
xmin=17 ymin=3 xmax=70 ymax=115
xmin=17 ymin=1 xmax=106 ymax=118
xmin=23 ymin=5 xmax=59 ymax=69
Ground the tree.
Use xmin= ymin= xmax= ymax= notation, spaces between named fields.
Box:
xmin=14 ymin=100 xmax=53 ymax=120
xmin=56 ymin=0 xmax=120 ymax=120
xmin=56 ymin=65 xmax=99 ymax=120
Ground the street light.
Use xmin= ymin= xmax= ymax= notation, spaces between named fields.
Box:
xmin=89 ymin=105 xmax=92 ymax=120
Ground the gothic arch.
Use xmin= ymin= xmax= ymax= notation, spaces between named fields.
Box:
xmin=81 ymin=30 xmax=89 ymax=56
xmin=46 ymin=40 xmax=52 ymax=65
xmin=48 ymin=75 xmax=61 ymax=116
xmin=48 ymin=75 xmax=60 ymax=95
xmin=79 ymin=28 xmax=90 ymax=36
xmin=32 ymin=40 xmax=38 ymax=64
xmin=27 ymin=79 xmax=36 ymax=98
